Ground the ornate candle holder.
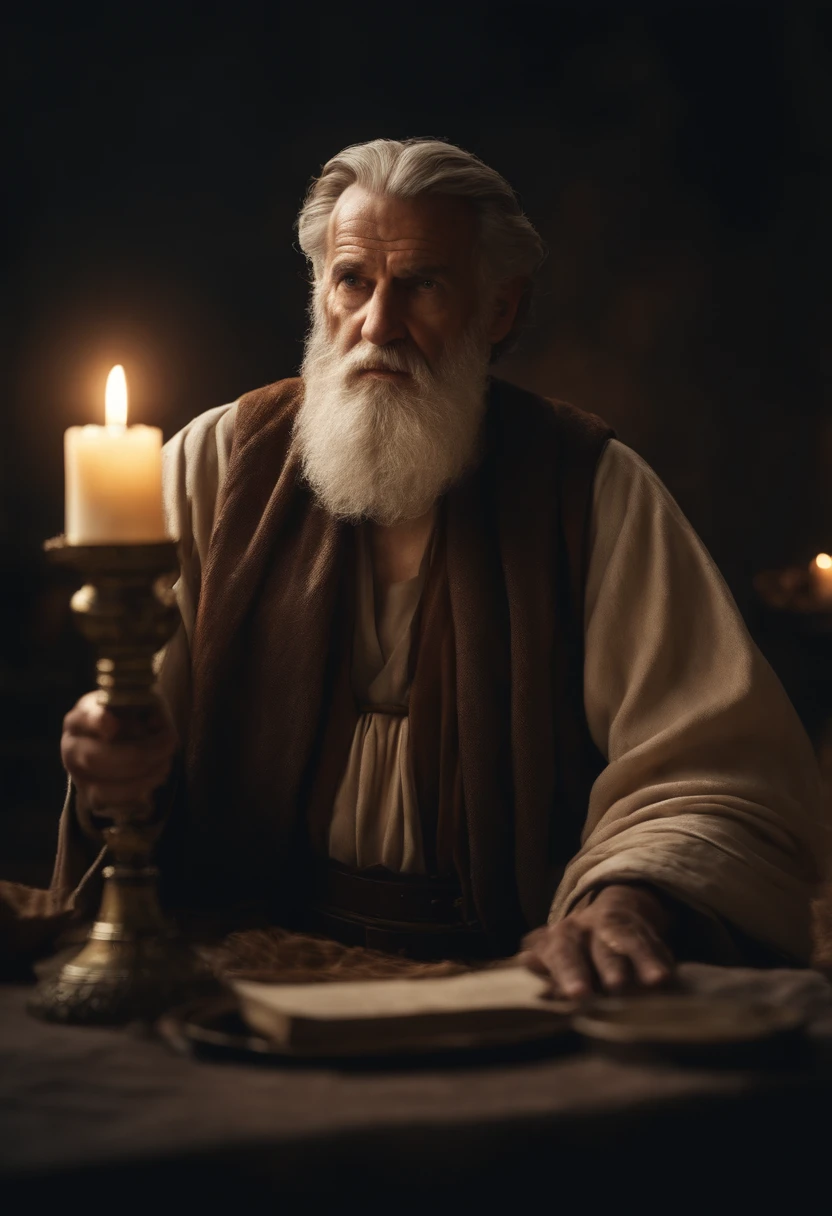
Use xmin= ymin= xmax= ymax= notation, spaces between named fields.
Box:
xmin=29 ymin=537 xmax=206 ymax=1025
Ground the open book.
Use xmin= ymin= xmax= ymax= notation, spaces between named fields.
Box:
xmin=232 ymin=965 xmax=571 ymax=1056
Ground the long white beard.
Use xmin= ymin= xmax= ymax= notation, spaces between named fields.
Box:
xmin=295 ymin=297 xmax=491 ymax=525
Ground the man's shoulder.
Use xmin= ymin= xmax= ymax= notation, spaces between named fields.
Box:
xmin=592 ymin=437 xmax=695 ymax=532
xmin=489 ymin=378 xmax=614 ymax=451
xmin=234 ymin=376 xmax=304 ymax=448
xmin=237 ymin=376 xmax=303 ymax=414
xmin=166 ymin=400 xmax=238 ymax=460
xmin=164 ymin=377 xmax=302 ymax=466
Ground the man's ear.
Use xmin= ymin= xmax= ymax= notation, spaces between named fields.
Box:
xmin=487 ymin=277 xmax=529 ymax=345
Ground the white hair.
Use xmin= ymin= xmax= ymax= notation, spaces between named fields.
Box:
xmin=296 ymin=137 xmax=546 ymax=359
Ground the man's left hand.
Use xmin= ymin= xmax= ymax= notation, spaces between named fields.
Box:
xmin=519 ymin=883 xmax=675 ymax=999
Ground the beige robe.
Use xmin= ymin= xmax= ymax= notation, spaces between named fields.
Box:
xmin=152 ymin=399 xmax=828 ymax=961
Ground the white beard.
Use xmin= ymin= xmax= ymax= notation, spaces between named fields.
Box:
xmin=295 ymin=296 xmax=491 ymax=525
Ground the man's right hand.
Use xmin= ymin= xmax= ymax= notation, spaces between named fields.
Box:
xmin=61 ymin=691 xmax=179 ymax=817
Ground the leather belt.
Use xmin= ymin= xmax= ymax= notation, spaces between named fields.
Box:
xmin=356 ymin=702 xmax=408 ymax=717
xmin=312 ymin=863 xmax=467 ymax=924
xmin=304 ymin=863 xmax=510 ymax=961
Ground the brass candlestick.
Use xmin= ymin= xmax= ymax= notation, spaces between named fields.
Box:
xmin=29 ymin=537 xmax=206 ymax=1025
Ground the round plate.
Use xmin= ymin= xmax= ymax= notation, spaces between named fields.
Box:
xmin=572 ymin=994 xmax=808 ymax=1065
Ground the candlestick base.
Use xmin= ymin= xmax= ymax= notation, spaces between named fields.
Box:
xmin=28 ymin=865 xmax=212 ymax=1025
xmin=28 ymin=536 xmax=218 ymax=1025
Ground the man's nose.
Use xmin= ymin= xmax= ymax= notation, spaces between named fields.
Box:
xmin=360 ymin=285 xmax=408 ymax=347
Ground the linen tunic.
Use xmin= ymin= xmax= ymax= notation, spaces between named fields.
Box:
xmin=152 ymin=399 xmax=827 ymax=961
xmin=327 ymin=525 xmax=427 ymax=873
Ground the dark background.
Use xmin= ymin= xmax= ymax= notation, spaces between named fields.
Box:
xmin=4 ymin=0 xmax=832 ymax=883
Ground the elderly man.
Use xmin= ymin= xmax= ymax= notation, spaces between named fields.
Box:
xmin=30 ymin=139 xmax=827 ymax=996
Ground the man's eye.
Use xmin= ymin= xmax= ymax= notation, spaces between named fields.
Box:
xmin=340 ymin=274 xmax=360 ymax=288
xmin=419 ymin=279 xmax=436 ymax=290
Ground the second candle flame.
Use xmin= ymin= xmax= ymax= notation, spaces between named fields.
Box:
xmin=105 ymin=365 xmax=128 ymax=428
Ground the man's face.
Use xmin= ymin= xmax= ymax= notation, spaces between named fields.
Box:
xmin=320 ymin=185 xmax=487 ymax=376
xmin=296 ymin=185 xmax=520 ymax=524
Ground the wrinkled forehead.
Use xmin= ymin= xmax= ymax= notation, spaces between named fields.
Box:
xmin=325 ymin=185 xmax=480 ymax=271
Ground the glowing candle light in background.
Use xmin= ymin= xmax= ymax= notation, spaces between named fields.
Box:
xmin=64 ymin=365 xmax=168 ymax=544
xmin=810 ymin=553 xmax=832 ymax=605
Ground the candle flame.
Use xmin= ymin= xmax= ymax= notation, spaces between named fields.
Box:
xmin=105 ymin=365 xmax=128 ymax=427
xmin=816 ymin=554 xmax=832 ymax=569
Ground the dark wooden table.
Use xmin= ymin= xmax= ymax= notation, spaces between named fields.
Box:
xmin=2 ymin=965 xmax=831 ymax=1212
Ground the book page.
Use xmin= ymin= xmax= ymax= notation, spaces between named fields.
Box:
xmin=232 ymin=964 xmax=565 ymax=1022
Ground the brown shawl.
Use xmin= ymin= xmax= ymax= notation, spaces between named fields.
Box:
xmin=181 ymin=376 xmax=613 ymax=938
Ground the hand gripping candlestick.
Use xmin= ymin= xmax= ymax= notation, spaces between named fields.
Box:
xmin=29 ymin=368 xmax=207 ymax=1024
xmin=28 ymin=538 xmax=205 ymax=1024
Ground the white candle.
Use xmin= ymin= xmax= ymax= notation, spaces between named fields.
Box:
xmin=810 ymin=553 xmax=832 ymax=604
xmin=64 ymin=365 xmax=168 ymax=544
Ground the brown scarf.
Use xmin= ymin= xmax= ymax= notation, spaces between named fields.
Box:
xmin=182 ymin=376 xmax=613 ymax=938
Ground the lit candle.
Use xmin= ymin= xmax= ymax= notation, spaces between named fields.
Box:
xmin=64 ymin=366 xmax=168 ymax=544
xmin=810 ymin=553 xmax=832 ymax=604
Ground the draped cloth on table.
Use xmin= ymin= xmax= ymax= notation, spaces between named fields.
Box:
xmin=183 ymin=376 xmax=613 ymax=939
